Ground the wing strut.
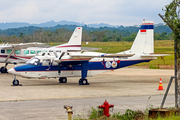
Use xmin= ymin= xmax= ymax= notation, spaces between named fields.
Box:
xmin=4 ymin=48 xmax=15 ymax=63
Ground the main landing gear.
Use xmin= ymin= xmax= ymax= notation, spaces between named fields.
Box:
xmin=0 ymin=66 xmax=8 ymax=73
xmin=57 ymin=61 xmax=90 ymax=85
xmin=59 ymin=77 xmax=67 ymax=83
xmin=78 ymin=61 xmax=90 ymax=85
xmin=0 ymin=63 xmax=8 ymax=73
xmin=79 ymin=78 xmax=89 ymax=85
xmin=1 ymin=63 xmax=17 ymax=73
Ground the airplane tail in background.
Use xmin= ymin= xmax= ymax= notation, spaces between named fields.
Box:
xmin=130 ymin=21 xmax=154 ymax=54
xmin=50 ymin=27 xmax=82 ymax=51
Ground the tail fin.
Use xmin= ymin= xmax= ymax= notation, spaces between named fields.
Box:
xmin=130 ymin=21 xmax=154 ymax=54
xmin=51 ymin=27 xmax=82 ymax=51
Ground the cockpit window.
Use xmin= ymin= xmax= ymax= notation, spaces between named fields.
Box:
xmin=26 ymin=57 xmax=40 ymax=66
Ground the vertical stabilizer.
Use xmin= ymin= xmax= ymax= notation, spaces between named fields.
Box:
xmin=51 ymin=27 xmax=82 ymax=51
xmin=130 ymin=21 xmax=154 ymax=54
xmin=68 ymin=27 xmax=82 ymax=46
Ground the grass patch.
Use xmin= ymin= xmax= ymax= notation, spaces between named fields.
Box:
xmin=74 ymin=107 xmax=180 ymax=120
xmin=81 ymin=41 xmax=132 ymax=53
xmin=149 ymin=65 xmax=159 ymax=69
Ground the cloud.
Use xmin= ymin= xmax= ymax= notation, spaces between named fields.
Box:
xmin=0 ymin=0 xmax=172 ymax=25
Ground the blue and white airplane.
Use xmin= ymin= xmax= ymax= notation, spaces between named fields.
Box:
xmin=8 ymin=21 xmax=167 ymax=86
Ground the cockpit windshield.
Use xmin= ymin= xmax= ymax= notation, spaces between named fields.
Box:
xmin=26 ymin=57 xmax=40 ymax=66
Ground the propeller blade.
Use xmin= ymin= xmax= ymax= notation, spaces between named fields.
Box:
xmin=53 ymin=52 xmax=58 ymax=58
xmin=59 ymin=52 xmax=65 ymax=60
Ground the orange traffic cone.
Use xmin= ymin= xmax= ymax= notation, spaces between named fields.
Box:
xmin=158 ymin=78 xmax=163 ymax=90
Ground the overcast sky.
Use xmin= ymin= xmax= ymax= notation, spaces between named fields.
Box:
xmin=0 ymin=0 xmax=172 ymax=26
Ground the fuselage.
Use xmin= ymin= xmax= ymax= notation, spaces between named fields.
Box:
xmin=8 ymin=53 xmax=155 ymax=78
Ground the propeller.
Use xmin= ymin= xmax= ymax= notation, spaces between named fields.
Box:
xmin=59 ymin=52 xmax=65 ymax=60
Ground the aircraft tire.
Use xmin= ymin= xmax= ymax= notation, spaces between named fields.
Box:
xmin=79 ymin=79 xmax=82 ymax=84
xmin=61 ymin=77 xmax=67 ymax=83
xmin=0 ymin=67 xmax=7 ymax=73
xmin=79 ymin=79 xmax=89 ymax=85
xmin=59 ymin=77 xmax=67 ymax=83
xmin=12 ymin=79 xmax=19 ymax=86
xmin=82 ymin=79 xmax=87 ymax=85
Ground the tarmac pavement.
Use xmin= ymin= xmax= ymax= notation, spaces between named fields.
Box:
xmin=0 ymin=64 xmax=175 ymax=120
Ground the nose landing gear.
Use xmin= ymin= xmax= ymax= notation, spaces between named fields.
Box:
xmin=11 ymin=75 xmax=22 ymax=86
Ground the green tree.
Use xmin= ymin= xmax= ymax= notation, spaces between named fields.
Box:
xmin=116 ymin=36 xmax=120 ymax=42
xmin=102 ymin=37 xmax=108 ymax=42
xmin=19 ymin=32 xmax=24 ymax=38
xmin=159 ymin=0 xmax=180 ymax=108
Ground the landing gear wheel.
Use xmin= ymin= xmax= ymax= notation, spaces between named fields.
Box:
xmin=79 ymin=78 xmax=89 ymax=85
xmin=82 ymin=79 xmax=87 ymax=85
xmin=12 ymin=79 xmax=19 ymax=86
xmin=1 ymin=67 xmax=7 ymax=73
xmin=59 ymin=77 xmax=67 ymax=83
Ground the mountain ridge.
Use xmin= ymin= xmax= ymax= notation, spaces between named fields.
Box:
xmin=0 ymin=20 xmax=121 ymax=30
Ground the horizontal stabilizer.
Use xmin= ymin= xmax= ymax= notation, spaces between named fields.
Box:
xmin=141 ymin=54 xmax=171 ymax=57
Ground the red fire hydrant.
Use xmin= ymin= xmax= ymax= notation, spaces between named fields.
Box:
xmin=98 ymin=100 xmax=114 ymax=117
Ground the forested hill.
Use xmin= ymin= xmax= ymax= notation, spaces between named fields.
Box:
xmin=0 ymin=23 xmax=172 ymax=43
xmin=0 ymin=23 xmax=171 ymax=36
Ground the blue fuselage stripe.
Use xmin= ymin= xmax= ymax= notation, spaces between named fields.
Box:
xmin=14 ymin=59 xmax=151 ymax=72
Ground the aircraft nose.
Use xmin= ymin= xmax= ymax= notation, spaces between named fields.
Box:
xmin=8 ymin=68 xmax=16 ymax=74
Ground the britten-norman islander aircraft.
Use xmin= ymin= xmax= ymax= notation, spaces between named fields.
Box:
xmin=8 ymin=21 xmax=168 ymax=86
xmin=0 ymin=27 xmax=82 ymax=73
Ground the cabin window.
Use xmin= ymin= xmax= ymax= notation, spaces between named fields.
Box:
xmin=36 ymin=51 xmax=41 ymax=53
xmin=7 ymin=49 xmax=12 ymax=54
xmin=42 ymin=51 xmax=47 ymax=53
xmin=1 ymin=50 xmax=5 ymax=53
xmin=42 ymin=59 xmax=51 ymax=66
xmin=49 ymin=50 xmax=53 ymax=52
xmin=56 ymin=50 xmax=61 ymax=53
xmin=30 ymin=50 xmax=35 ymax=54
xmin=24 ymin=50 xmax=29 ymax=54
xmin=15 ymin=50 xmax=20 ymax=54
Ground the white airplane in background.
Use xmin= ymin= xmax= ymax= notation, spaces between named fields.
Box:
xmin=8 ymin=21 xmax=168 ymax=86
xmin=0 ymin=27 xmax=82 ymax=73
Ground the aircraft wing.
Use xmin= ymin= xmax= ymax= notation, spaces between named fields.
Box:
xmin=140 ymin=54 xmax=171 ymax=57
xmin=53 ymin=52 xmax=134 ymax=63
xmin=69 ymin=52 xmax=135 ymax=58
xmin=2 ymin=42 xmax=44 ymax=50
xmin=3 ymin=42 xmax=43 ymax=63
